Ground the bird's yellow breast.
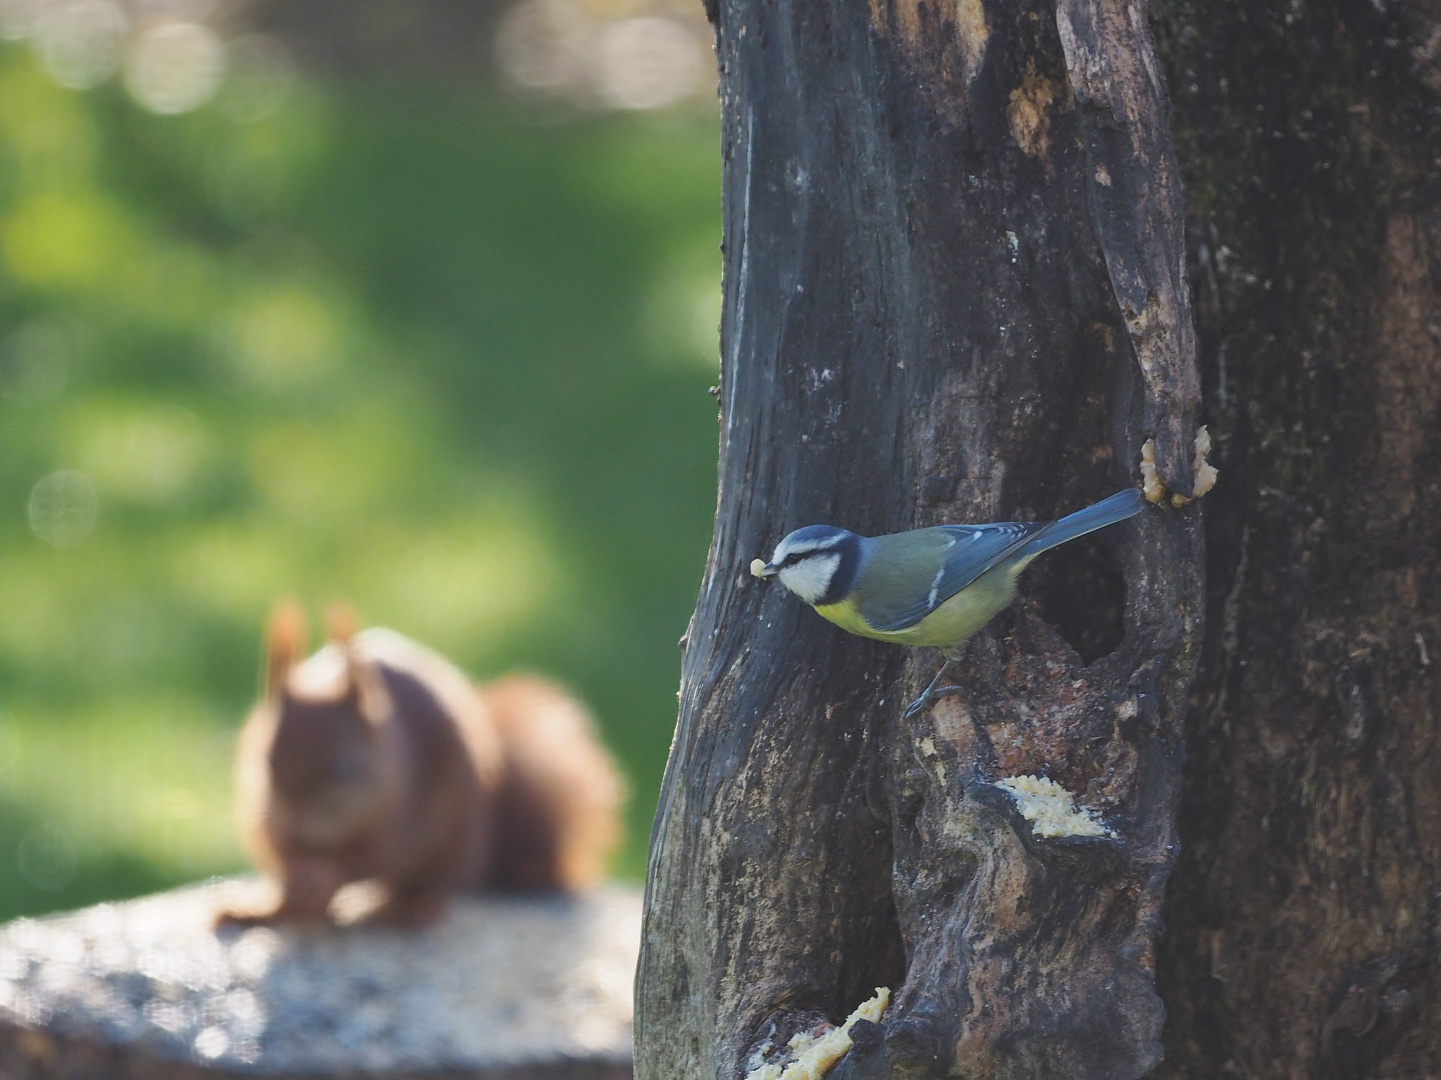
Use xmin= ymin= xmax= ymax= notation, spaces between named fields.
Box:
xmin=812 ymin=566 xmax=1020 ymax=654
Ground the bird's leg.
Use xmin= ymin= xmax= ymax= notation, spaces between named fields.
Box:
xmin=903 ymin=657 xmax=963 ymax=719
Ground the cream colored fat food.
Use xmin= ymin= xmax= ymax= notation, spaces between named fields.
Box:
xmin=1141 ymin=426 xmax=1218 ymax=507
xmin=744 ymin=987 xmax=891 ymax=1080
xmin=993 ymin=774 xmax=1111 ymax=839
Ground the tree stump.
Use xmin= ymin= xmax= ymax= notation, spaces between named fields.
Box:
xmin=0 ymin=879 xmax=639 ymax=1079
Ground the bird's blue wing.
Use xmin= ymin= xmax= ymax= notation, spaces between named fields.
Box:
xmin=854 ymin=522 xmax=1045 ymax=633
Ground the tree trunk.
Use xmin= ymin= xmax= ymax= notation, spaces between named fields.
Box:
xmin=636 ymin=0 xmax=1209 ymax=1076
xmin=1152 ymin=0 xmax=1441 ymax=1075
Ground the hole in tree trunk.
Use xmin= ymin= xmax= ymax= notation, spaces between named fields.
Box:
xmin=848 ymin=889 xmax=907 ymax=1008
xmin=1030 ymin=535 xmax=1127 ymax=664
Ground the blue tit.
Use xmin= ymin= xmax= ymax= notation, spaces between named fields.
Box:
xmin=750 ymin=488 xmax=1146 ymax=716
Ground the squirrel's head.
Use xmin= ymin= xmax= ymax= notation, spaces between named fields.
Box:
xmin=261 ymin=602 xmax=396 ymax=847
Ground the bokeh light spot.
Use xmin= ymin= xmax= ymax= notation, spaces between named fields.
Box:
xmin=80 ymin=405 xmax=208 ymax=502
xmin=598 ymin=17 xmax=701 ymax=110
xmin=172 ymin=524 xmax=291 ymax=618
xmin=123 ymin=20 xmax=224 ymax=115
xmin=374 ymin=510 xmax=561 ymax=652
xmin=0 ymin=0 xmax=37 ymax=41
xmin=1 ymin=191 xmax=130 ymax=287
xmin=28 ymin=468 xmax=98 ymax=548
xmin=247 ymin=413 xmax=409 ymax=521
xmin=230 ymin=286 xmax=341 ymax=387
xmin=495 ymin=0 xmax=590 ymax=94
xmin=33 ymin=0 xmax=127 ymax=90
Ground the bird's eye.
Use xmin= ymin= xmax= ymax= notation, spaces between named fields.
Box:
xmin=783 ymin=552 xmax=804 ymax=567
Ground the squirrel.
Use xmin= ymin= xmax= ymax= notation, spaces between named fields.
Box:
xmin=216 ymin=603 xmax=624 ymax=929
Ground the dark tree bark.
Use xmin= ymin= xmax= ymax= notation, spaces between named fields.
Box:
xmin=636 ymin=0 xmax=1211 ymax=1076
xmin=639 ymin=0 xmax=1441 ymax=1074
xmin=1152 ymin=0 xmax=1441 ymax=1076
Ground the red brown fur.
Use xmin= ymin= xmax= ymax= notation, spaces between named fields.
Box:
xmin=217 ymin=604 xmax=623 ymax=929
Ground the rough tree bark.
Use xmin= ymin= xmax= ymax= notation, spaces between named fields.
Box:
xmin=1153 ymin=0 xmax=1441 ymax=1075
xmin=639 ymin=0 xmax=1441 ymax=1074
xmin=636 ymin=0 xmax=1210 ymax=1076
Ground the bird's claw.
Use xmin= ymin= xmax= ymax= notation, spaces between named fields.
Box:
xmin=903 ymin=658 xmax=960 ymax=719
xmin=903 ymin=684 xmax=964 ymax=719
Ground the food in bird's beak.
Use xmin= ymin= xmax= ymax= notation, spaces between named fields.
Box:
xmin=750 ymin=558 xmax=771 ymax=578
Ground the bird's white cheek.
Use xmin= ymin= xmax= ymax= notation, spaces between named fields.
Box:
xmin=777 ymin=554 xmax=840 ymax=605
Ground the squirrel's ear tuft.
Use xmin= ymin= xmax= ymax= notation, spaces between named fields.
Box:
xmin=325 ymin=601 xmax=360 ymax=645
xmin=349 ymin=656 xmax=392 ymax=725
xmin=328 ymin=603 xmax=389 ymax=723
xmin=264 ymin=600 xmax=307 ymax=700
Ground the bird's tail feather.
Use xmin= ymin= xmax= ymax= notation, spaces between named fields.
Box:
xmin=1017 ymin=488 xmax=1146 ymax=559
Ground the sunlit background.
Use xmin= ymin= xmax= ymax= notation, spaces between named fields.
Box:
xmin=0 ymin=0 xmax=720 ymax=918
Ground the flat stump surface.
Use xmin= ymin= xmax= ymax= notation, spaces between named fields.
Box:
xmin=0 ymin=879 xmax=640 ymax=1079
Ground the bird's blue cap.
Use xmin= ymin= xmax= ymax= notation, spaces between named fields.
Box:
xmin=779 ymin=524 xmax=850 ymax=548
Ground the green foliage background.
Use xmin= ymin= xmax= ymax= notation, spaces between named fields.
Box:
xmin=0 ymin=44 xmax=721 ymax=919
